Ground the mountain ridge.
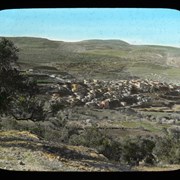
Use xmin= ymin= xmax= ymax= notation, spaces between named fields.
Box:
xmin=1 ymin=36 xmax=180 ymax=83
xmin=2 ymin=36 xmax=180 ymax=48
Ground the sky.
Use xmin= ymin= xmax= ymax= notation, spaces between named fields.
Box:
xmin=0 ymin=8 xmax=179 ymax=47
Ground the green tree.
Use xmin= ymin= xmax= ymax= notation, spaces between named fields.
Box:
xmin=0 ymin=38 xmax=38 ymax=115
xmin=0 ymin=38 xmax=19 ymax=113
xmin=0 ymin=38 xmax=19 ymax=71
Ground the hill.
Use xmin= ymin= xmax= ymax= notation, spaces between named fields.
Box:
xmin=2 ymin=36 xmax=180 ymax=83
xmin=0 ymin=130 xmax=126 ymax=171
xmin=0 ymin=37 xmax=180 ymax=171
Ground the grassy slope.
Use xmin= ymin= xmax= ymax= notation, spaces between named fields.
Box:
xmin=3 ymin=37 xmax=180 ymax=82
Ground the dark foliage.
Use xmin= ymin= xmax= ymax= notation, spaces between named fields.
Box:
xmin=0 ymin=38 xmax=38 ymax=115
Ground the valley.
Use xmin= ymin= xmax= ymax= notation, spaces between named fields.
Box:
xmin=0 ymin=37 xmax=180 ymax=171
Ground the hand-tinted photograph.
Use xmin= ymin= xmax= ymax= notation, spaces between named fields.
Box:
xmin=0 ymin=8 xmax=180 ymax=171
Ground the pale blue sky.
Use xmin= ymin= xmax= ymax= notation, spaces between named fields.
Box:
xmin=0 ymin=8 xmax=179 ymax=47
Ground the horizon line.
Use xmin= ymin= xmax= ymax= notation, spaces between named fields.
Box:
xmin=1 ymin=35 xmax=180 ymax=48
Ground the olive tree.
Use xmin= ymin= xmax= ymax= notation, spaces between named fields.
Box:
xmin=0 ymin=38 xmax=39 ymax=117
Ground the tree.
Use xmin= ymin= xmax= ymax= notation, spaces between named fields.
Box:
xmin=0 ymin=38 xmax=19 ymax=113
xmin=0 ymin=37 xmax=19 ymax=71
xmin=0 ymin=38 xmax=38 ymax=115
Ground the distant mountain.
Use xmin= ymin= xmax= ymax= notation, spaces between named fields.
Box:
xmin=2 ymin=37 xmax=180 ymax=82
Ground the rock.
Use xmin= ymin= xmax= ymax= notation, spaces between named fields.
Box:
xmin=161 ymin=118 xmax=167 ymax=123
xmin=166 ymin=119 xmax=175 ymax=124
xmin=120 ymin=102 xmax=127 ymax=107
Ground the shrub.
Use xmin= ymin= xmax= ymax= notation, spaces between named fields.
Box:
xmin=153 ymin=135 xmax=180 ymax=164
xmin=50 ymin=102 xmax=65 ymax=115
xmin=0 ymin=118 xmax=18 ymax=130
xmin=121 ymin=136 xmax=156 ymax=166
xmin=9 ymin=95 xmax=45 ymax=121
xmin=68 ymin=125 xmax=122 ymax=161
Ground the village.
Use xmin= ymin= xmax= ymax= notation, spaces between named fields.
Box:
xmin=25 ymin=68 xmax=180 ymax=111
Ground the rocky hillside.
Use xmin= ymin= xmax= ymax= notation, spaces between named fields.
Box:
xmin=0 ymin=130 xmax=127 ymax=171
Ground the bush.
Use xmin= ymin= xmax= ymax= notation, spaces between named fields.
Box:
xmin=9 ymin=95 xmax=45 ymax=121
xmin=101 ymin=138 xmax=122 ymax=162
xmin=168 ymin=126 xmax=180 ymax=140
xmin=0 ymin=118 xmax=18 ymax=130
xmin=50 ymin=102 xmax=65 ymax=115
xmin=153 ymin=135 xmax=180 ymax=164
xmin=121 ymin=136 xmax=156 ymax=166
xmin=68 ymin=127 xmax=157 ymax=165
xmin=69 ymin=125 xmax=108 ymax=149
xmin=68 ymin=125 xmax=122 ymax=161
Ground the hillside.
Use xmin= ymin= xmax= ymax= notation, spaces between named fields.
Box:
xmin=0 ymin=37 xmax=180 ymax=171
xmin=0 ymin=130 xmax=126 ymax=171
xmin=1 ymin=130 xmax=180 ymax=171
xmin=4 ymin=37 xmax=180 ymax=83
